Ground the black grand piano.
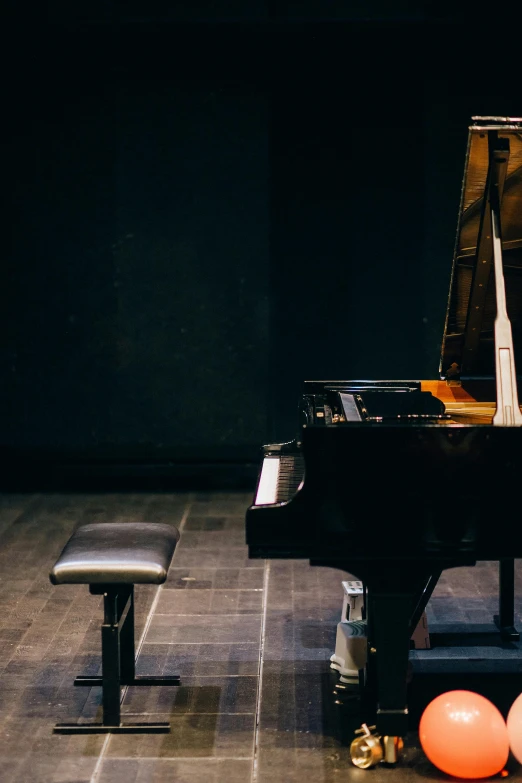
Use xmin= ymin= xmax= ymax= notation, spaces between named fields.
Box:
xmin=246 ymin=116 xmax=522 ymax=760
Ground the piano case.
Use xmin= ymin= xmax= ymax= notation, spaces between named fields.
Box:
xmin=246 ymin=117 xmax=522 ymax=742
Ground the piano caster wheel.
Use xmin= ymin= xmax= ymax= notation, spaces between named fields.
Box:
xmin=383 ymin=734 xmax=404 ymax=764
xmin=350 ymin=724 xmax=383 ymax=768
xmin=350 ymin=724 xmax=404 ymax=769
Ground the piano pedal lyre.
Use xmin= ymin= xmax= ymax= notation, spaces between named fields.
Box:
xmin=350 ymin=723 xmax=404 ymax=768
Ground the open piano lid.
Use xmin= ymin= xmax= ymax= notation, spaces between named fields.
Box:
xmin=440 ymin=116 xmax=522 ymax=381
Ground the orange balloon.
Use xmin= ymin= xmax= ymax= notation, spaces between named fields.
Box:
xmin=507 ymin=692 xmax=522 ymax=764
xmin=419 ymin=690 xmax=509 ymax=779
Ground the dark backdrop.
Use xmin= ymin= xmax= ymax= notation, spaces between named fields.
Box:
xmin=3 ymin=3 xmax=520 ymax=487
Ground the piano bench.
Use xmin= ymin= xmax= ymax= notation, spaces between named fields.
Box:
xmin=49 ymin=522 xmax=181 ymax=734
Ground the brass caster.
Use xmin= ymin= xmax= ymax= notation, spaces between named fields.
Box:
xmin=383 ymin=735 xmax=404 ymax=764
xmin=350 ymin=724 xmax=383 ymax=769
xmin=350 ymin=725 xmax=405 ymax=768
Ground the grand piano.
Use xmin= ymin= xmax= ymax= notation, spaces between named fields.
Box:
xmin=246 ymin=116 xmax=522 ymax=761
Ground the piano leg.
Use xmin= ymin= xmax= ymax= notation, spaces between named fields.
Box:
xmin=353 ymin=566 xmax=439 ymax=739
xmin=311 ymin=561 xmax=452 ymax=743
xmin=365 ymin=587 xmax=412 ymax=737
xmin=494 ymin=558 xmax=520 ymax=641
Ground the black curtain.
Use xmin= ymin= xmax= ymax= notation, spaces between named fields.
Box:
xmin=3 ymin=6 xmax=520 ymax=484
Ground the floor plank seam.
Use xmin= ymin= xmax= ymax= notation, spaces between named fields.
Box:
xmin=142 ymin=641 xmax=260 ymax=645
xmin=122 ymin=711 xmax=256 ymax=716
xmin=131 ymin=674 xmax=258 ymax=678
xmin=163 ymin=588 xmax=264 ymax=591
xmin=153 ymin=613 xmax=263 ymax=617
xmin=252 ymin=560 xmax=269 ymax=783
xmin=104 ymin=755 xmax=254 ymax=762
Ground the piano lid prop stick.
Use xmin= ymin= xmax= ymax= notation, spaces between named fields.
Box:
xmin=491 ymin=196 xmax=522 ymax=426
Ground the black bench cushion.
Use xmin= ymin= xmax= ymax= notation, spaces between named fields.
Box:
xmin=50 ymin=522 xmax=180 ymax=585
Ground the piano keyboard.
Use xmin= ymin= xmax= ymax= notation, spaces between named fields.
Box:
xmin=255 ymin=453 xmax=305 ymax=506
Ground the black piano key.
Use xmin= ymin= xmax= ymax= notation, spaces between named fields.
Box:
xmin=275 ymin=454 xmax=305 ymax=503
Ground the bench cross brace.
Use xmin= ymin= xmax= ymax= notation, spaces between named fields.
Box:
xmin=54 ymin=584 xmax=181 ymax=734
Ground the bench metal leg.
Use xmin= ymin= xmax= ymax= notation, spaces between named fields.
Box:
xmin=54 ymin=585 xmax=181 ymax=735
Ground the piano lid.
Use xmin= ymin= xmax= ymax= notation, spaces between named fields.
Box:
xmin=440 ymin=116 xmax=522 ymax=380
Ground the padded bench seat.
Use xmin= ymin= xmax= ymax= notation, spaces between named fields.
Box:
xmin=50 ymin=522 xmax=180 ymax=585
xmin=50 ymin=521 xmax=181 ymax=735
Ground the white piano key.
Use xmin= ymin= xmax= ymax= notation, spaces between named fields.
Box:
xmin=255 ymin=456 xmax=280 ymax=506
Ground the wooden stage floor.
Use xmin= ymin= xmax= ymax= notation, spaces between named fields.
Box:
xmin=0 ymin=492 xmax=520 ymax=782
